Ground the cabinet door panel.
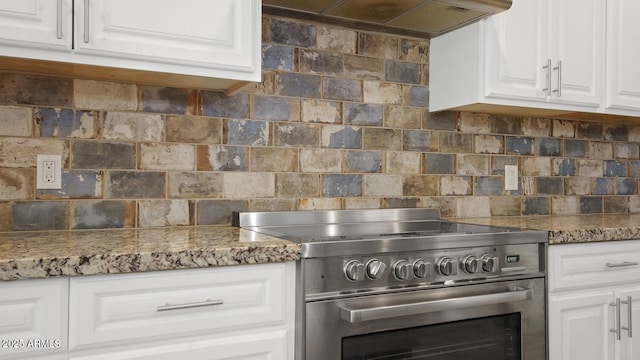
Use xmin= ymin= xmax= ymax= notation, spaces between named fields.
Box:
xmin=605 ymin=0 xmax=640 ymax=112
xmin=74 ymin=0 xmax=260 ymax=78
xmin=0 ymin=0 xmax=71 ymax=51
xmin=548 ymin=291 xmax=613 ymax=360
xmin=616 ymin=286 xmax=640 ymax=360
xmin=484 ymin=0 xmax=548 ymax=101
xmin=0 ymin=277 xmax=68 ymax=357
xmin=69 ymin=331 xmax=287 ymax=360
xmin=549 ymin=0 xmax=604 ymax=107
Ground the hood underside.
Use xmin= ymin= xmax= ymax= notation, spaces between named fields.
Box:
xmin=263 ymin=0 xmax=512 ymax=38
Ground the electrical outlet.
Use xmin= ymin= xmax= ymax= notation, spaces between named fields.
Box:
xmin=36 ymin=154 xmax=62 ymax=190
xmin=504 ymin=165 xmax=519 ymax=191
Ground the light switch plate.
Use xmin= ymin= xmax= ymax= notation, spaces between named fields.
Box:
xmin=504 ymin=165 xmax=518 ymax=191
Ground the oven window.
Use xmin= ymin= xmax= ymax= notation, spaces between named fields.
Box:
xmin=342 ymin=313 xmax=521 ymax=360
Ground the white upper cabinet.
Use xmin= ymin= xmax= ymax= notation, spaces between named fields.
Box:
xmin=548 ymin=0 xmax=604 ymax=107
xmin=605 ymin=0 xmax=640 ymax=115
xmin=0 ymin=0 xmax=261 ymax=91
xmin=483 ymin=0 xmax=548 ymax=102
xmin=431 ymin=0 xmax=608 ymax=115
xmin=0 ymin=0 xmax=71 ymax=51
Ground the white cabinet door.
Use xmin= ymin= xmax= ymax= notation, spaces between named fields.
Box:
xmin=69 ymin=331 xmax=288 ymax=360
xmin=0 ymin=0 xmax=71 ymax=51
xmin=615 ymin=286 xmax=640 ymax=360
xmin=0 ymin=277 xmax=68 ymax=359
xmin=484 ymin=0 xmax=548 ymax=101
xmin=605 ymin=0 xmax=640 ymax=114
xmin=74 ymin=0 xmax=261 ymax=81
xmin=548 ymin=290 xmax=614 ymax=360
xmin=548 ymin=0 xmax=604 ymax=108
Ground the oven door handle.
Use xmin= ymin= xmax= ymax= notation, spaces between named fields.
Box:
xmin=340 ymin=287 xmax=533 ymax=323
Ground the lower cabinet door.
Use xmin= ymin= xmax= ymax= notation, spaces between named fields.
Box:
xmin=548 ymin=290 xmax=614 ymax=360
xmin=67 ymin=330 xmax=288 ymax=360
xmin=0 ymin=277 xmax=68 ymax=359
xmin=615 ymin=286 xmax=640 ymax=360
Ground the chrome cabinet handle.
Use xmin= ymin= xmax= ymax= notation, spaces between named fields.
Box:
xmin=611 ymin=297 xmax=622 ymax=340
xmin=553 ymin=60 xmax=562 ymax=97
xmin=606 ymin=261 xmax=639 ymax=268
xmin=542 ymin=59 xmax=552 ymax=96
xmin=622 ymin=296 xmax=632 ymax=338
xmin=84 ymin=0 xmax=90 ymax=43
xmin=340 ymin=287 xmax=532 ymax=323
xmin=156 ymin=299 xmax=223 ymax=312
xmin=56 ymin=0 xmax=62 ymax=39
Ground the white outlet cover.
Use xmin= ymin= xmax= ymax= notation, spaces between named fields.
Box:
xmin=504 ymin=165 xmax=518 ymax=191
xmin=36 ymin=154 xmax=62 ymax=190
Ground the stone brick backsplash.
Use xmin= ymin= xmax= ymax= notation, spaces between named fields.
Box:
xmin=1 ymin=15 xmax=640 ymax=231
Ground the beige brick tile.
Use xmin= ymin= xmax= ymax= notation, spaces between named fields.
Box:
xmin=363 ymin=81 xmax=403 ymax=104
xmin=551 ymin=196 xmax=579 ymax=215
xmin=298 ymin=197 xmax=341 ymax=210
xmin=522 ymin=118 xmax=550 ymax=137
xmin=386 ymin=152 xmax=421 ymax=174
xmin=0 ymin=169 xmax=33 ymax=200
xmin=363 ymin=174 xmax=402 ymax=196
xmin=317 ymin=26 xmax=357 ymax=54
xmin=250 ymin=147 xmax=298 ymax=172
xmin=0 ymin=106 xmax=32 ymax=137
xmin=522 ymin=157 xmax=551 ymax=176
xmin=0 ymin=138 xmax=67 ymax=167
xmin=103 ymin=112 xmax=164 ymax=141
xmin=552 ymin=120 xmax=575 ymax=138
xmin=168 ymin=172 xmax=223 ymax=198
xmin=139 ymin=143 xmax=195 ymax=171
xmin=456 ymin=197 xmax=490 ymax=217
xmin=138 ymin=200 xmax=190 ymax=227
xmin=300 ymin=149 xmax=343 ymax=172
xmin=74 ymin=80 xmax=137 ymax=111
xmin=223 ymin=172 xmax=275 ymax=198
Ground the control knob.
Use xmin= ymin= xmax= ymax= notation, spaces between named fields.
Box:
xmin=481 ymin=254 xmax=500 ymax=273
xmin=393 ymin=260 xmax=414 ymax=281
xmin=462 ymin=255 xmax=480 ymax=274
xmin=344 ymin=260 xmax=365 ymax=281
xmin=365 ymin=258 xmax=387 ymax=280
xmin=413 ymin=259 xmax=431 ymax=279
xmin=437 ymin=257 xmax=458 ymax=276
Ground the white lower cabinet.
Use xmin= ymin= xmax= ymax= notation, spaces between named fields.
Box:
xmin=0 ymin=277 xmax=68 ymax=359
xmin=548 ymin=241 xmax=640 ymax=360
xmin=0 ymin=262 xmax=295 ymax=360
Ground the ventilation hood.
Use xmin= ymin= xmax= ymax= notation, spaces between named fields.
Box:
xmin=262 ymin=0 xmax=512 ymax=38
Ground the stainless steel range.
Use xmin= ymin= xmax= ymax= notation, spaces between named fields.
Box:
xmin=236 ymin=208 xmax=547 ymax=360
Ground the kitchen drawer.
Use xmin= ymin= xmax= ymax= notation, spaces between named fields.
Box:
xmin=548 ymin=240 xmax=640 ymax=292
xmin=69 ymin=263 xmax=289 ymax=350
xmin=0 ymin=277 xmax=68 ymax=358
xmin=68 ymin=330 xmax=287 ymax=360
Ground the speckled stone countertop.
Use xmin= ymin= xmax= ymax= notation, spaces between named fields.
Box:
xmin=0 ymin=226 xmax=300 ymax=281
xmin=453 ymin=214 xmax=640 ymax=245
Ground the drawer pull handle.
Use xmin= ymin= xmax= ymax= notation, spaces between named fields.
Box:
xmin=606 ymin=261 xmax=639 ymax=268
xmin=157 ymin=299 xmax=223 ymax=312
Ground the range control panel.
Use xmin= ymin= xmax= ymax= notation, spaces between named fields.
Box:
xmin=303 ymin=243 xmax=544 ymax=300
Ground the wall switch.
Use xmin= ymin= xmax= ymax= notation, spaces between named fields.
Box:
xmin=504 ymin=165 xmax=519 ymax=191
xmin=36 ymin=154 xmax=62 ymax=190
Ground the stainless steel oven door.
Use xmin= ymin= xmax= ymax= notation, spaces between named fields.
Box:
xmin=304 ymin=278 xmax=546 ymax=360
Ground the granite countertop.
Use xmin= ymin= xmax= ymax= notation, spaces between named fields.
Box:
xmin=0 ymin=226 xmax=300 ymax=281
xmin=454 ymin=213 xmax=640 ymax=245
